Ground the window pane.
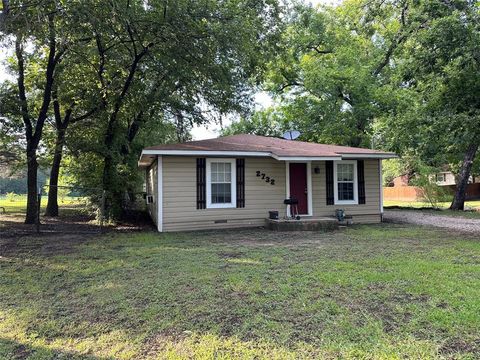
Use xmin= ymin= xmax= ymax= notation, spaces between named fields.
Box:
xmin=338 ymin=182 xmax=354 ymax=201
xmin=211 ymin=171 xmax=218 ymax=182
xmin=337 ymin=164 xmax=354 ymax=182
xmin=211 ymin=183 xmax=232 ymax=204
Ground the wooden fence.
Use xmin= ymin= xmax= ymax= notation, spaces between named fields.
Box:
xmin=383 ymin=186 xmax=423 ymax=201
xmin=384 ymin=183 xmax=480 ymax=202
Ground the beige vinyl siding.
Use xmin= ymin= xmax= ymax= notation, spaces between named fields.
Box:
xmin=162 ymin=156 xmax=286 ymax=232
xmin=159 ymin=157 xmax=382 ymax=232
xmin=312 ymin=160 xmax=381 ymax=218
xmin=146 ymin=159 xmax=158 ymax=226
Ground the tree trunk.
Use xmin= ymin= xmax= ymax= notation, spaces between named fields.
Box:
xmin=102 ymin=152 xmax=123 ymax=218
xmin=45 ymin=127 xmax=66 ymax=216
xmin=450 ymin=143 xmax=478 ymax=210
xmin=25 ymin=145 xmax=38 ymax=224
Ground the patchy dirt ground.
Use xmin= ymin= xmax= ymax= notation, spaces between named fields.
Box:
xmin=384 ymin=209 xmax=480 ymax=234
xmin=0 ymin=210 xmax=156 ymax=239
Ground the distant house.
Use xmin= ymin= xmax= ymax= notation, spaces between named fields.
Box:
xmin=385 ymin=170 xmax=480 ymax=202
xmin=433 ymin=171 xmax=479 ymax=186
xmin=139 ymin=134 xmax=396 ymax=232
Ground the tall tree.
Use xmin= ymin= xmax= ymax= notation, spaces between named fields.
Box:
xmin=263 ymin=0 xmax=428 ymax=147
xmin=1 ymin=0 xmax=68 ymax=223
xmin=36 ymin=0 xmax=282 ymax=218
xmin=375 ymin=0 xmax=480 ymax=210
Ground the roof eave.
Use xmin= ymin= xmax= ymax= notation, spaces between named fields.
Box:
xmin=138 ymin=149 xmax=398 ymax=166
xmin=272 ymin=155 xmax=341 ymax=161
xmin=339 ymin=153 xmax=398 ymax=159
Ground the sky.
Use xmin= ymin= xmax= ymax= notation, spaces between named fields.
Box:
xmin=0 ymin=0 xmax=340 ymax=140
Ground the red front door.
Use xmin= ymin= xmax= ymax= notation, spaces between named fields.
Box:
xmin=289 ymin=163 xmax=308 ymax=214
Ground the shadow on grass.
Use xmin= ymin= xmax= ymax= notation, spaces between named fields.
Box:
xmin=0 ymin=337 xmax=111 ymax=360
xmin=0 ymin=226 xmax=479 ymax=358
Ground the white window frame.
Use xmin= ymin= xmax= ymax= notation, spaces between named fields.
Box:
xmin=206 ymin=158 xmax=237 ymax=209
xmin=437 ymin=173 xmax=446 ymax=183
xmin=333 ymin=160 xmax=358 ymax=205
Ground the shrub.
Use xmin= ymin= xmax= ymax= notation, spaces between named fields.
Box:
xmin=411 ymin=166 xmax=449 ymax=209
xmin=6 ymin=192 xmax=17 ymax=202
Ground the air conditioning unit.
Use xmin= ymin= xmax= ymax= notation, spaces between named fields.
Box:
xmin=146 ymin=195 xmax=154 ymax=204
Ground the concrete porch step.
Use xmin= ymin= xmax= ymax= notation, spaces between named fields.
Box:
xmin=265 ymin=217 xmax=338 ymax=231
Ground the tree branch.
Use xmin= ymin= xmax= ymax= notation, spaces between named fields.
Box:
xmin=14 ymin=37 xmax=32 ymax=140
xmin=307 ymin=45 xmax=334 ymax=55
xmin=32 ymin=12 xmax=59 ymax=148
xmin=277 ymin=81 xmax=303 ymax=92
xmin=373 ymin=2 xmax=428 ymax=77
xmin=71 ymin=107 xmax=98 ymax=123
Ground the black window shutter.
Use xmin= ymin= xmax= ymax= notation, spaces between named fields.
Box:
xmin=326 ymin=161 xmax=334 ymax=205
xmin=196 ymin=158 xmax=206 ymax=209
xmin=236 ymin=158 xmax=245 ymax=208
xmin=358 ymin=160 xmax=366 ymax=204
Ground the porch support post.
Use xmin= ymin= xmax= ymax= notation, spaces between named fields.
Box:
xmin=307 ymin=161 xmax=313 ymax=216
xmin=379 ymin=159 xmax=383 ymax=220
xmin=285 ymin=161 xmax=290 ymax=217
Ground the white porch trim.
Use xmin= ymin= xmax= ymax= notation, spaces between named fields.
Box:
xmin=340 ymin=154 xmax=398 ymax=159
xmin=379 ymin=159 xmax=384 ymax=216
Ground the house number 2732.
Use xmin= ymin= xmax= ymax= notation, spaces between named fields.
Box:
xmin=256 ymin=171 xmax=275 ymax=185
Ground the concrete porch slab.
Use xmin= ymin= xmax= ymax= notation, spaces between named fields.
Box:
xmin=265 ymin=217 xmax=338 ymax=231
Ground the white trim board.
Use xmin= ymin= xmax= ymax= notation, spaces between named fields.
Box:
xmin=139 ymin=149 xmax=396 ymax=166
xmin=379 ymin=159 xmax=383 ymax=216
xmin=142 ymin=149 xmax=270 ymax=157
xmin=339 ymin=153 xmax=398 ymax=159
xmin=157 ymin=156 xmax=163 ymax=232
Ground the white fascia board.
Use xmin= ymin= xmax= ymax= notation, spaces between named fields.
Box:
xmin=138 ymin=161 xmax=152 ymax=167
xmin=138 ymin=149 xmax=397 ymax=163
xmin=340 ymin=153 xmax=398 ymax=159
xmin=141 ymin=149 xmax=271 ymax=157
xmin=273 ymin=155 xmax=341 ymax=161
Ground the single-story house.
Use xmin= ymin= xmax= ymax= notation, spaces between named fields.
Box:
xmin=433 ymin=171 xmax=479 ymax=186
xmin=138 ymin=134 xmax=397 ymax=232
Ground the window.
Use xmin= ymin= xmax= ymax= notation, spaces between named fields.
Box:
xmin=436 ymin=173 xmax=446 ymax=183
xmin=334 ymin=160 xmax=358 ymax=204
xmin=206 ymin=159 xmax=236 ymax=208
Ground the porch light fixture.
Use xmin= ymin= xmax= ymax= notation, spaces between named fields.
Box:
xmin=314 ymin=166 xmax=320 ymax=174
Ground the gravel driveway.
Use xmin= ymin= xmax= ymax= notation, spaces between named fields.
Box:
xmin=383 ymin=210 xmax=480 ymax=234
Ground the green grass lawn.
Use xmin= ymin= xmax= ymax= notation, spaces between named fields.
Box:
xmin=0 ymin=195 xmax=87 ymax=214
xmin=1 ymin=225 xmax=479 ymax=359
xmin=384 ymin=199 xmax=480 ymax=210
